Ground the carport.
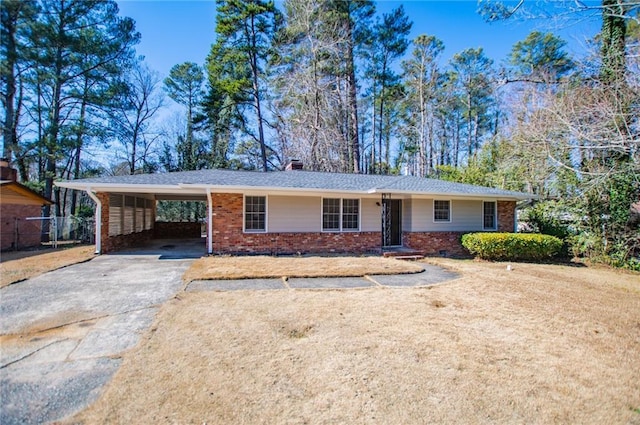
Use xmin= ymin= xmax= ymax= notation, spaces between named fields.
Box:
xmin=55 ymin=179 xmax=215 ymax=255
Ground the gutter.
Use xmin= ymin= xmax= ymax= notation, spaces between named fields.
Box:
xmin=366 ymin=188 xmax=536 ymax=201
xmin=86 ymin=189 xmax=102 ymax=254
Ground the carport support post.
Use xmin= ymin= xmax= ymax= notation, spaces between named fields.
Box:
xmin=86 ymin=189 xmax=102 ymax=254
xmin=206 ymin=189 xmax=213 ymax=254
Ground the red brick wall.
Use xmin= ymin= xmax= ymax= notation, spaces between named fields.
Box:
xmin=214 ymin=231 xmax=382 ymax=255
xmin=0 ymin=204 xmax=43 ymax=250
xmin=403 ymin=232 xmax=469 ymax=257
xmin=497 ymin=201 xmax=516 ymax=232
xmin=96 ymin=192 xmax=110 ymax=252
xmin=102 ymin=229 xmax=154 ymax=252
xmin=154 ymin=221 xmax=202 ymax=238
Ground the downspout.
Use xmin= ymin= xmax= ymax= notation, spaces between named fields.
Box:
xmin=86 ymin=188 xmax=101 ymax=254
xmin=206 ymin=189 xmax=213 ymax=255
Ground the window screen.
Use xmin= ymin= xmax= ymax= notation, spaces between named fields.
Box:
xmin=483 ymin=201 xmax=496 ymax=229
xmin=245 ymin=196 xmax=266 ymax=231
xmin=342 ymin=199 xmax=359 ymax=230
xmin=434 ymin=200 xmax=450 ymax=222
xmin=322 ymin=198 xmax=340 ymax=230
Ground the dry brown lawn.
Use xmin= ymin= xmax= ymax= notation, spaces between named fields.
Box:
xmin=70 ymin=259 xmax=640 ymax=425
xmin=183 ymin=255 xmax=424 ymax=282
xmin=0 ymin=245 xmax=95 ymax=287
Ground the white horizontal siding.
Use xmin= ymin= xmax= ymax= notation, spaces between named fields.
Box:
xmin=267 ymin=195 xmax=380 ymax=233
xmin=361 ymin=198 xmax=380 ymax=232
xmin=408 ymin=198 xmax=484 ymax=232
xmin=403 ymin=199 xmax=413 ymax=231
xmin=268 ymin=195 xmax=320 ymax=232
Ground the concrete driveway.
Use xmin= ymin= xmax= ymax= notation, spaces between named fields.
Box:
xmin=0 ymin=240 xmax=203 ymax=425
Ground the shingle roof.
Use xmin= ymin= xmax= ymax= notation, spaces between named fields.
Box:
xmin=57 ymin=168 xmax=532 ymax=199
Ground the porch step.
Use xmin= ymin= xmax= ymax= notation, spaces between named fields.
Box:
xmin=382 ymin=249 xmax=424 ymax=261
xmin=390 ymin=255 xmax=425 ymax=261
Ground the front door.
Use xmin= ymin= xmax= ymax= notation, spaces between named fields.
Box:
xmin=382 ymin=198 xmax=402 ymax=247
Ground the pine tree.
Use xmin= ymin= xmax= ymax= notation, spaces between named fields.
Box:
xmin=29 ymin=0 xmax=138 ymax=217
xmin=164 ymin=62 xmax=204 ymax=171
xmin=206 ymin=0 xmax=282 ymax=171
xmin=365 ymin=5 xmax=412 ymax=174
xmin=401 ymin=35 xmax=444 ymax=176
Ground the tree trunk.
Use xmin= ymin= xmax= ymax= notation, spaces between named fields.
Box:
xmin=249 ymin=15 xmax=268 ymax=172
xmin=345 ymin=16 xmax=360 ymax=174
xmin=43 ymin=16 xmax=66 ymax=222
xmin=2 ymin=15 xmax=17 ymax=160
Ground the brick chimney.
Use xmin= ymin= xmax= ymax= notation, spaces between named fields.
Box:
xmin=285 ymin=159 xmax=304 ymax=171
xmin=0 ymin=158 xmax=17 ymax=182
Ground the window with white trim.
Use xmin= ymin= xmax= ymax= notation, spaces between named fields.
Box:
xmin=322 ymin=198 xmax=340 ymax=230
xmin=244 ymin=196 xmax=266 ymax=232
xmin=342 ymin=199 xmax=359 ymax=230
xmin=322 ymin=198 xmax=359 ymax=231
xmin=433 ymin=200 xmax=451 ymax=222
xmin=483 ymin=201 xmax=497 ymax=230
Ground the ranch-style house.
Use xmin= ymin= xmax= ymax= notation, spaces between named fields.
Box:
xmin=55 ymin=162 xmax=533 ymax=256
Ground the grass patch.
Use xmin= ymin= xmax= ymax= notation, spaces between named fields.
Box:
xmin=69 ymin=259 xmax=640 ymax=424
xmin=0 ymin=245 xmax=96 ymax=287
xmin=182 ymin=255 xmax=424 ymax=282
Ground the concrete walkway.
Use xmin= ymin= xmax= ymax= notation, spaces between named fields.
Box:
xmin=0 ymin=241 xmax=458 ymax=424
xmin=186 ymin=263 xmax=459 ymax=291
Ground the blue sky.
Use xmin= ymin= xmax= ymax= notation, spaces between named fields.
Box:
xmin=115 ymin=0 xmax=600 ymax=79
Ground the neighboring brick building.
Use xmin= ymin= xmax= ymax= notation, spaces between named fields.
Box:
xmin=1 ymin=160 xmax=53 ymax=251
xmin=56 ymin=164 xmax=529 ymax=256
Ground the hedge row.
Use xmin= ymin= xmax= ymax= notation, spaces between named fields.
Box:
xmin=461 ymin=232 xmax=563 ymax=261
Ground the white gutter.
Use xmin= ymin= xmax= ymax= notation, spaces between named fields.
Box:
xmin=86 ymin=189 xmax=102 ymax=254
xmin=56 ymin=181 xmax=191 ymax=193
xmin=367 ymin=188 xmax=535 ymax=201
xmin=206 ymin=189 xmax=213 ymax=255
xmin=179 ymin=183 xmax=371 ymax=196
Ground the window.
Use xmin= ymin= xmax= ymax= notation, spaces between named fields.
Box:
xmin=342 ymin=199 xmax=359 ymax=230
xmin=483 ymin=201 xmax=496 ymax=230
xmin=322 ymin=198 xmax=340 ymax=230
xmin=323 ymin=198 xmax=359 ymax=231
xmin=245 ymin=196 xmax=266 ymax=232
xmin=433 ymin=200 xmax=450 ymax=222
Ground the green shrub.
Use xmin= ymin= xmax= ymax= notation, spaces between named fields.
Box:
xmin=461 ymin=232 xmax=563 ymax=261
xmin=521 ymin=202 xmax=572 ymax=240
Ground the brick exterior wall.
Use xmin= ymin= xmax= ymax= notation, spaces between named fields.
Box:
xmin=102 ymin=229 xmax=154 ymax=252
xmin=154 ymin=221 xmax=202 ymax=238
xmin=214 ymin=231 xmax=382 ymax=255
xmin=0 ymin=204 xmax=43 ymax=250
xmin=497 ymin=201 xmax=516 ymax=232
xmin=403 ymin=232 xmax=469 ymax=257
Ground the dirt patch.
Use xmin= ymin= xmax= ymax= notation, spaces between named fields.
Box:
xmin=183 ymin=255 xmax=424 ymax=282
xmin=0 ymin=245 xmax=95 ymax=287
xmin=69 ymin=260 xmax=640 ymax=424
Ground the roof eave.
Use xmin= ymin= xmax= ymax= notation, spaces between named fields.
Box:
xmin=368 ymin=188 xmax=534 ymax=201
xmin=55 ymin=181 xmax=185 ymax=192
xmin=179 ymin=183 xmax=371 ymax=196
xmin=2 ymin=181 xmax=54 ymax=205
xmin=55 ymin=180 xmax=536 ymax=200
